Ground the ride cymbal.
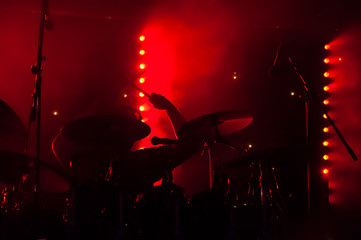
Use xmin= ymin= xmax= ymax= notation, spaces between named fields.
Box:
xmin=178 ymin=111 xmax=253 ymax=141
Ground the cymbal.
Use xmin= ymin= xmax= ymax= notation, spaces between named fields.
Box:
xmin=177 ymin=111 xmax=253 ymax=141
xmin=0 ymin=151 xmax=31 ymax=185
xmin=0 ymin=99 xmax=26 ymax=152
xmin=60 ymin=115 xmax=151 ymax=145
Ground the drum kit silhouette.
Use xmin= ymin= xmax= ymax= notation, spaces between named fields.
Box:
xmin=0 ymin=97 xmax=286 ymax=239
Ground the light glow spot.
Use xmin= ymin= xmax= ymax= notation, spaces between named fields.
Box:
xmin=323 ymin=114 xmax=328 ymax=119
xmin=139 ymin=92 xmax=145 ymax=97
xmin=290 ymin=91 xmax=295 ymax=96
xmin=324 ymin=72 xmax=330 ymax=78
xmin=52 ymin=111 xmax=58 ymax=116
xmin=154 ymin=179 xmax=162 ymax=187
xmin=323 ymin=99 xmax=330 ymax=105
xmin=139 ymin=105 xmax=145 ymax=111
xmin=323 ymin=168 xmax=329 ymax=175
xmin=323 ymin=155 xmax=329 ymax=160
xmin=323 ymin=86 xmax=330 ymax=91
xmin=338 ymin=57 xmax=342 ymax=61
xmin=324 ymin=58 xmax=330 ymax=64
xmin=139 ymin=35 xmax=145 ymax=42
xmin=123 ymin=93 xmax=128 ymax=98
xmin=324 ymin=44 xmax=330 ymax=50
xmin=323 ymin=127 xmax=329 ymax=133
xmin=139 ymin=50 xmax=145 ymax=55
xmin=139 ymin=77 xmax=145 ymax=83
xmin=323 ymin=141 xmax=329 ymax=147
xmin=139 ymin=63 xmax=145 ymax=70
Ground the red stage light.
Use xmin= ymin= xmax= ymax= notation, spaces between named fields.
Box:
xmin=323 ymin=141 xmax=329 ymax=146
xmin=139 ymin=92 xmax=145 ymax=97
xmin=323 ymin=86 xmax=330 ymax=92
xmin=139 ymin=77 xmax=145 ymax=83
xmin=324 ymin=44 xmax=330 ymax=50
xmin=324 ymin=72 xmax=330 ymax=78
xmin=123 ymin=93 xmax=128 ymax=98
xmin=139 ymin=50 xmax=145 ymax=55
xmin=323 ymin=99 xmax=330 ymax=105
xmin=338 ymin=57 xmax=342 ymax=61
xmin=323 ymin=155 xmax=329 ymax=160
xmin=139 ymin=105 xmax=145 ymax=111
xmin=323 ymin=168 xmax=329 ymax=175
xmin=139 ymin=63 xmax=145 ymax=70
xmin=52 ymin=111 xmax=58 ymax=116
xmin=324 ymin=58 xmax=330 ymax=64
xmin=323 ymin=127 xmax=329 ymax=133
xmin=139 ymin=35 xmax=145 ymax=42
xmin=323 ymin=114 xmax=328 ymax=119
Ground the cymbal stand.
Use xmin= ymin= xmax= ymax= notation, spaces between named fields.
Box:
xmin=288 ymin=57 xmax=358 ymax=215
xmin=204 ymin=117 xmax=231 ymax=192
xmin=27 ymin=0 xmax=51 ymax=237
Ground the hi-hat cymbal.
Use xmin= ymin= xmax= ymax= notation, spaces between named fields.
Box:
xmin=60 ymin=114 xmax=151 ymax=145
xmin=0 ymin=151 xmax=31 ymax=185
xmin=177 ymin=111 xmax=253 ymax=141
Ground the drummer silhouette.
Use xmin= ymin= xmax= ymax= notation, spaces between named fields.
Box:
xmin=51 ymin=93 xmax=199 ymax=239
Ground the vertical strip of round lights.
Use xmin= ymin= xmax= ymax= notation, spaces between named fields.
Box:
xmin=322 ymin=43 xmax=331 ymax=179
xmin=321 ymin=42 xmax=344 ymax=204
xmin=138 ymin=35 xmax=146 ymax=114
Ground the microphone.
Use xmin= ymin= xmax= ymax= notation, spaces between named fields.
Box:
xmin=151 ymin=136 xmax=180 ymax=145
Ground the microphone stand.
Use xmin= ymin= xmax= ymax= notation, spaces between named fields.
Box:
xmin=288 ymin=57 xmax=358 ymax=215
xmin=29 ymin=0 xmax=50 ymax=223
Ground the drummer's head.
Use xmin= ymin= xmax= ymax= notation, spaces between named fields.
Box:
xmin=108 ymin=105 xmax=151 ymax=149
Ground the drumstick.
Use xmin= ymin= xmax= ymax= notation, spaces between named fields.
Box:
xmin=128 ymin=71 xmax=151 ymax=97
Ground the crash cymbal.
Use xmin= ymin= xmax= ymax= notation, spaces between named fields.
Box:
xmin=177 ymin=111 xmax=253 ymax=141
xmin=60 ymin=114 xmax=151 ymax=146
xmin=0 ymin=99 xmax=26 ymax=152
xmin=0 ymin=151 xmax=31 ymax=185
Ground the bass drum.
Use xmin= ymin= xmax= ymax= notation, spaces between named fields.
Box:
xmin=130 ymin=183 xmax=190 ymax=240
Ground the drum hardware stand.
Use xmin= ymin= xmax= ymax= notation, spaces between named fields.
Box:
xmin=203 ymin=117 xmax=227 ymax=191
xmin=162 ymin=164 xmax=185 ymax=238
xmin=25 ymin=0 xmax=51 ymax=237
xmin=202 ymin=116 xmax=239 ymax=191
xmin=206 ymin=130 xmax=285 ymax=238
xmin=247 ymin=153 xmax=286 ymax=239
xmin=288 ymin=57 xmax=358 ymax=216
xmin=161 ymin=168 xmax=174 ymax=186
xmin=203 ymin=120 xmax=269 ymax=240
